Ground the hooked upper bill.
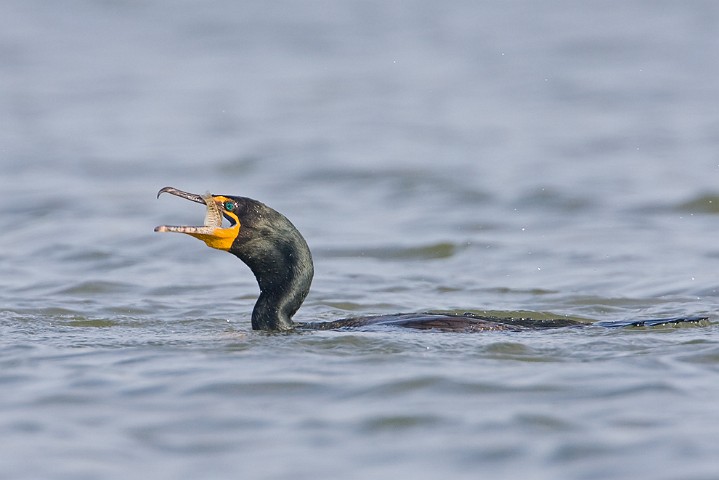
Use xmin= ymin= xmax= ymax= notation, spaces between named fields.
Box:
xmin=154 ymin=186 xmax=240 ymax=251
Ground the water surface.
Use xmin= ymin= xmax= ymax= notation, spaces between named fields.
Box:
xmin=2 ymin=1 xmax=719 ymax=479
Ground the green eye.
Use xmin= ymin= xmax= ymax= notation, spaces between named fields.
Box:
xmin=224 ymin=201 xmax=235 ymax=211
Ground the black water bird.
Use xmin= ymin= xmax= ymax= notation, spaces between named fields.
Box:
xmin=154 ymin=187 xmax=707 ymax=332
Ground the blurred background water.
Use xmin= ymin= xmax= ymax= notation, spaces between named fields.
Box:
xmin=1 ymin=1 xmax=719 ymax=479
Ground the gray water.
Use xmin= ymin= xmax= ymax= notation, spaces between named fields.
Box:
xmin=2 ymin=1 xmax=719 ymax=479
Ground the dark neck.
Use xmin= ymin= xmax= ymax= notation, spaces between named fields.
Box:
xmin=230 ymin=202 xmax=314 ymax=331
xmin=251 ymin=289 xmax=300 ymax=331
xmin=249 ymin=247 xmax=314 ymax=331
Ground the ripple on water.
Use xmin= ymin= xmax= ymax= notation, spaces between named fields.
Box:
xmin=360 ymin=413 xmax=444 ymax=433
xmin=483 ymin=341 xmax=540 ymax=358
xmin=318 ymin=242 xmax=463 ymax=260
xmin=512 ymin=412 xmax=578 ymax=432
xmin=675 ymin=340 xmax=719 ymax=367
xmin=52 ymin=280 xmax=137 ymax=296
xmin=183 ymin=379 xmax=324 ymax=398
xmin=675 ymin=193 xmax=719 ymax=214
xmin=291 ymin=331 xmax=435 ymax=356
xmin=129 ymin=417 xmax=253 ymax=455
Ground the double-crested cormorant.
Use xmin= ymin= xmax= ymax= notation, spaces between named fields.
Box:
xmin=154 ymin=187 xmax=707 ymax=332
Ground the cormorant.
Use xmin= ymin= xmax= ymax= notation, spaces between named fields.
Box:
xmin=154 ymin=187 xmax=707 ymax=332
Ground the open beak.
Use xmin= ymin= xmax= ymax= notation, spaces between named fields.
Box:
xmin=154 ymin=187 xmax=223 ymax=235
xmin=154 ymin=186 xmax=239 ymax=251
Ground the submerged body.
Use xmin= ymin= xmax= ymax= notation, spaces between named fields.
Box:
xmin=298 ymin=313 xmax=586 ymax=332
xmin=299 ymin=312 xmax=704 ymax=332
xmin=154 ymin=187 xmax=707 ymax=332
